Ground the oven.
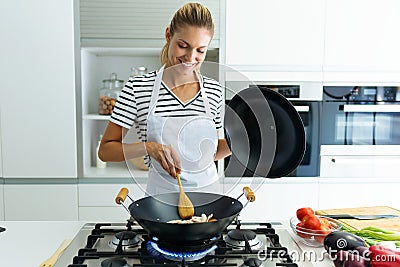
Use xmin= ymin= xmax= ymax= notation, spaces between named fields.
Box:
xmin=321 ymin=86 xmax=400 ymax=145
xmin=320 ymin=86 xmax=400 ymax=177
xmin=224 ymin=82 xmax=322 ymax=177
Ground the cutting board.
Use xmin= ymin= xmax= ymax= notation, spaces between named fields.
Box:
xmin=316 ymin=206 xmax=400 ymax=231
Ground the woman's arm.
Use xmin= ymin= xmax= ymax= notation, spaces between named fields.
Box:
xmin=214 ymin=139 xmax=231 ymax=161
xmin=98 ymin=121 xmax=181 ymax=177
xmin=98 ymin=122 xmax=147 ymax=162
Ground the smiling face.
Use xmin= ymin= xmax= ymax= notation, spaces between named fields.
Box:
xmin=165 ymin=25 xmax=212 ymax=73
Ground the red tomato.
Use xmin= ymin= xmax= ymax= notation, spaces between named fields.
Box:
xmin=302 ymin=214 xmax=322 ymax=230
xmin=296 ymin=207 xmax=315 ymax=221
xmin=313 ymin=227 xmax=331 ymax=244
xmin=319 ymin=217 xmax=331 ymax=229
xmin=296 ymin=222 xmax=313 ymax=239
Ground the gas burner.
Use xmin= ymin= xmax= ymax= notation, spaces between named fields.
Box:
xmin=146 ymin=240 xmax=218 ymax=262
xmin=242 ymin=257 xmax=263 ymax=267
xmin=149 ymin=235 xmax=220 ymax=252
xmin=224 ymin=229 xmax=263 ymax=250
xmin=101 ymin=256 xmax=130 ymax=267
xmin=108 ymin=230 xmax=141 ymax=249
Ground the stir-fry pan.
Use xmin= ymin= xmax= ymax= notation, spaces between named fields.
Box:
xmin=116 ymin=187 xmax=255 ymax=243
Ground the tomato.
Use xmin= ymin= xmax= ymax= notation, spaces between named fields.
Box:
xmin=314 ymin=226 xmax=332 ymax=244
xmin=296 ymin=207 xmax=314 ymax=221
xmin=302 ymin=215 xmax=322 ymax=230
xmin=296 ymin=222 xmax=313 ymax=239
xmin=319 ymin=217 xmax=331 ymax=229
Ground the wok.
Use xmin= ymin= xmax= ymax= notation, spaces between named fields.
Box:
xmin=116 ymin=187 xmax=255 ymax=243
xmin=225 ymin=87 xmax=306 ymax=178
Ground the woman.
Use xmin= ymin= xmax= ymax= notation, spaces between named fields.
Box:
xmin=98 ymin=2 xmax=231 ymax=196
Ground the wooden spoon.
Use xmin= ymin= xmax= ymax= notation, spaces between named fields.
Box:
xmin=176 ymin=173 xmax=194 ymax=219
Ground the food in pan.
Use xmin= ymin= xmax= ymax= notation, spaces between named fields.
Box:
xmin=167 ymin=213 xmax=217 ymax=224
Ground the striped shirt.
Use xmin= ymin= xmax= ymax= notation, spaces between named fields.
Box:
xmin=110 ymin=70 xmax=224 ymax=165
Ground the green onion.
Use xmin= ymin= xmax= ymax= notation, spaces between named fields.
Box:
xmin=342 ymin=226 xmax=400 ymax=247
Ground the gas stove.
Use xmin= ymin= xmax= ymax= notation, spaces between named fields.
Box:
xmin=54 ymin=219 xmax=316 ymax=267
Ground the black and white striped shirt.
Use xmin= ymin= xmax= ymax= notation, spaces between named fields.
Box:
xmin=110 ymin=71 xmax=224 ymax=164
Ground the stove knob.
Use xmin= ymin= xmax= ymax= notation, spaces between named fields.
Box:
xmin=244 ymin=257 xmax=263 ymax=267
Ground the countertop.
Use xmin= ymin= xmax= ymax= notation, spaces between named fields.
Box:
xmin=0 ymin=220 xmax=334 ymax=267
xmin=0 ymin=221 xmax=86 ymax=266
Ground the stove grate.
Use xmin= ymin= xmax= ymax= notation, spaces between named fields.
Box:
xmin=65 ymin=222 xmax=299 ymax=267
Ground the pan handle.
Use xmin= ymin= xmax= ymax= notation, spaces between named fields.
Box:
xmin=115 ymin=187 xmax=134 ymax=215
xmin=115 ymin=187 xmax=129 ymax=204
xmin=243 ymin=186 xmax=256 ymax=202
xmin=236 ymin=186 xmax=256 ymax=212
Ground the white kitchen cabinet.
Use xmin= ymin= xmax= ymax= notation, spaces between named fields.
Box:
xmin=319 ymin=179 xmax=400 ymax=210
xmin=0 ymin=183 xmax=4 ymax=220
xmin=324 ymin=0 xmax=400 ymax=75
xmin=79 ymin=0 xmax=220 ymax=48
xmin=320 ymin=145 xmax=400 ymax=178
xmin=4 ymin=184 xmax=78 ymax=220
xmin=0 ymin=0 xmax=77 ymax=178
xmin=320 ymin=156 xmax=400 ymax=178
xmin=78 ymin=182 xmax=146 ymax=221
xmin=224 ymin=178 xmax=319 ymax=221
xmin=80 ymin=48 xmax=160 ymax=178
xmin=0 ymin=111 xmax=2 ymax=178
xmin=224 ymin=0 xmax=326 ymax=71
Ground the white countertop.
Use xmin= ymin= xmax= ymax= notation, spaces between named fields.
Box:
xmin=0 ymin=221 xmax=86 ymax=266
xmin=0 ymin=220 xmax=334 ymax=267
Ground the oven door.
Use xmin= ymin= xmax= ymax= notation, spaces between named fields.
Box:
xmin=321 ymin=102 xmax=400 ymax=145
xmin=289 ymin=101 xmax=320 ymax=177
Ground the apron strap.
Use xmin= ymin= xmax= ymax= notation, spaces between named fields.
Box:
xmin=148 ymin=65 xmax=213 ymax=118
xmin=148 ymin=65 xmax=165 ymax=115
xmin=195 ymin=71 xmax=212 ymax=118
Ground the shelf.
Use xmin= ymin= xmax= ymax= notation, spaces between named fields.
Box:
xmin=83 ymin=114 xmax=110 ymax=121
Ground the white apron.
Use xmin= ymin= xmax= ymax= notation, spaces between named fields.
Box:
xmin=145 ymin=66 xmax=220 ymax=196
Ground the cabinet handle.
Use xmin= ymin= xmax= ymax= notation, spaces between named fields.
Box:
xmin=343 ymin=104 xmax=400 ymax=113
xmin=331 ymin=158 xmax=336 ymax=163
xmin=294 ymin=106 xmax=310 ymax=112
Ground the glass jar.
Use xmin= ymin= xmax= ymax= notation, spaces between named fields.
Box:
xmin=129 ymin=66 xmax=148 ymax=79
xmin=137 ymin=66 xmax=148 ymax=75
xmin=98 ymin=73 xmax=123 ymax=115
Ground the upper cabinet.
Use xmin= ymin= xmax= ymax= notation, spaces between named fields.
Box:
xmin=79 ymin=0 xmax=221 ymax=48
xmin=324 ymin=0 xmax=400 ymax=72
xmin=0 ymin=0 xmax=77 ymax=178
xmin=224 ymin=0 xmax=326 ymax=71
xmin=223 ymin=0 xmax=400 ymax=82
xmin=0 ymin=111 xmax=2 ymax=178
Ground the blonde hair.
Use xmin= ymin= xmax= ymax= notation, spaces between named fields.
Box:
xmin=160 ymin=2 xmax=214 ymax=65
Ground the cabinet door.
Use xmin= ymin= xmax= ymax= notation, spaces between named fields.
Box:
xmin=324 ymin=0 xmax=400 ymax=72
xmin=0 ymin=0 xmax=77 ymax=177
xmin=4 ymin=184 xmax=78 ymax=220
xmin=80 ymin=0 xmax=220 ymax=47
xmin=225 ymin=179 xmax=319 ymax=220
xmin=225 ymin=0 xmax=325 ymax=70
xmin=320 ymin=156 xmax=400 ymax=178
xmin=78 ymin=183 xmax=146 ymax=221
xmin=319 ymin=180 xmax=400 ymax=210
xmin=0 ymin=184 xmax=4 ymax=220
xmin=0 ymin=111 xmax=2 ymax=178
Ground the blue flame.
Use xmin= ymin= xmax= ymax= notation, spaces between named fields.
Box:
xmin=148 ymin=241 xmax=217 ymax=260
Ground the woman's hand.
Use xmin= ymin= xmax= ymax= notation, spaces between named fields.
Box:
xmin=145 ymin=142 xmax=181 ymax=178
